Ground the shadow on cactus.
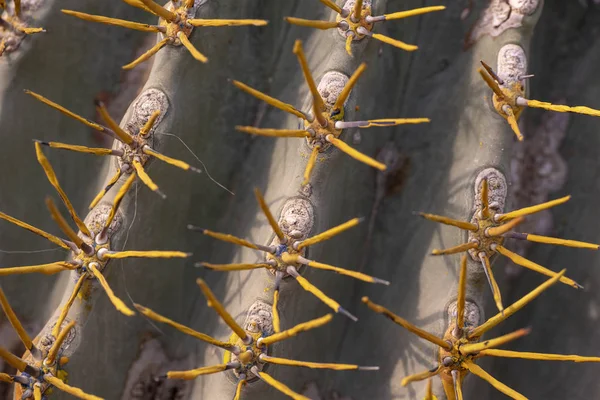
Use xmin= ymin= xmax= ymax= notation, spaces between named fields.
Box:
xmin=25 ymin=90 xmax=202 ymax=201
xmin=479 ymin=60 xmax=600 ymax=141
xmin=61 ymin=0 xmax=267 ymax=69
xmin=419 ymin=176 xmax=596 ymax=313
xmin=189 ymin=188 xmax=389 ymax=321
xmin=285 ymin=0 xmax=444 ymax=55
xmin=364 ymin=255 xmax=600 ymax=400
xmin=0 ymin=0 xmax=44 ymax=55
xmin=234 ymin=39 xmax=429 ymax=185
xmin=135 ymin=278 xmax=378 ymax=400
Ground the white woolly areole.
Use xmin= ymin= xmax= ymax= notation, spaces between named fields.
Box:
xmin=126 ymin=88 xmax=169 ymax=137
xmin=84 ymin=203 xmax=123 ymax=239
xmin=318 ymin=71 xmax=349 ymax=108
xmin=447 ymin=300 xmax=481 ymax=329
xmin=277 ymin=197 xmax=315 ymax=240
xmin=474 ymin=168 xmax=507 ymax=214
xmin=497 ymin=44 xmax=527 ymax=85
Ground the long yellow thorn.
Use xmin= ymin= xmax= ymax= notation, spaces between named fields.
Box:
xmin=454 ymin=373 xmax=464 ymax=400
xmin=327 ymin=135 xmax=386 ymax=170
xmin=44 ymin=374 xmax=103 ymax=400
xmin=123 ymin=37 xmax=169 ymax=70
xmin=526 ymin=99 xmax=600 ymax=117
xmin=37 ymin=141 xmax=120 ymax=156
xmin=254 ymin=188 xmax=285 ymax=240
xmin=362 ymin=297 xmax=451 ymax=350
xmin=0 ymin=373 xmax=13 ymax=383
xmin=371 ymin=33 xmax=418 ymax=51
xmin=479 ymin=253 xmax=504 ymax=313
xmin=273 ymin=289 xmax=281 ymax=333
xmin=303 ymin=258 xmax=389 ymax=285
xmin=298 ymin=218 xmax=361 ymax=250
xmin=461 ymin=327 xmax=530 ymax=354
xmin=496 ymin=245 xmax=581 ymax=289
xmin=505 ymin=106 xmax=524 ymax=141
xmin=424 ymin=378 xmax=435 ymax=400
xmin=486 ymin=216 xmax=524 ymax=237
xmin=496 ymin=195 xmax=571 ymax=221
xmin=259 ymin=314 xmax=332 ymax=347
xmin=177 ymin=32 xmax=208 ymax=63
xmin=95 ymin=101 xmax=134 ymax=145
xmin=479 ymin=349 xmax=600 ymax=362
xmin=303 ymin=145 xmax=320 ymax=185
xmin=53 ymin=274 xmax=86 ymax=338
xmin=419 ymin=212 xmax=478 ymax=231
xmin=134 ymin=304 xmax=236 ymax=350
xmin=104 ymin=250 xmax=189 ymax=259
xmin=138 ymin=0 xmax=177 ymax=21
xmin=25 ymin=90 xmax=105 ymax=131
xmin=46 ymin=320 xmax=76 ymax=365
xmin=334 ymin=63 xmax=366 ymax=112
xmin=88 ymin=264 xmax=135 ymax=316
xmin=400 ymin=366 xmax=440 ymax=386
xmin=480 ymin=178 xmax=490 ymax=218
xmin=284 ymin=17 xmax=339 ymax=30
xmin=143 ymin=147 xmax=200 ymax=173
xmin=353 ymin=0 xmax=363 ymax=20
xmin=123 ymin=0 xmax=159 ymax=15
xmin=345 ymin=34 xmax=353 ymax=56
xmin=0 ymin=262 xmax=77 ymax=277
xmin=61 ymin=9 xmax=161 ymax=32
xmin=235 ymin=126 xmax=310 ymax=138
xmin=132 ymin=159 xmax=166 ymax=199
xmin=293 ymin=40 xmax=327 ymax=126
xmin=464 ymin=360 xmax=526 ymax=400
xmin=294 ymin=274 xmax=356 ymax=321
xmin=187 ymin=19 xmax=268 ymax=27
xmin=232 ymin=80 xmax=307 ymax=120
xmin=478 ymin=68 xmax=506 ymax=99
xmin=167 ymin=364 xmax=229 ymax=380
xmin=258 ymin=371 xmax=310 ymax=400
xmin=260 ymin=355 xmax=372 ymax=370
xmin=431 ymin=242 xmax=477 ymax=256
xmin=384 ymin=6 xmax=446 ymax=20
xmin=234 ymin=379 xmax=246 ymax=400
xmin=200 ymin=262 xmax=270 ymax=271
xmin=90 ymin=168 xmax=122 ymax=210
xmin=356 ymin=118 xmax=431 ymax=128
xmin=0 ymin=211 xmax=69 ymax=250
xmin=45 ymin=197 xmax=86 ymax=250
xmin=469 ymin=270 xmax=565 ymax=338
xmin=456 ymin=255 xmax=467 ymax=330
xmin=34 ymin=385 xmax=42 ymax=400
xmin=36 ymin=142 xmax=91 ymax=237
xmin=105 ymin=171 xmax=136 ymax=229
xmin=200 ymin=228 xmax=262 ymax=251
xmin=0 ymin=346 xmax=27 ymax=372
xmin=196 ymin=278 xmax=248 ymax=342
xmin=319 ymin=0 xmax=342 ymax=14
xmin=518 ymin=233 xmax=598 ymax=249
xmin=139 ymin=110 xmax=161 ymax=136
xmin=0 ymin=286 xmax=33 ymax=351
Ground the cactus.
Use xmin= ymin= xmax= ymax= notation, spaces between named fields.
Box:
xmin=3 ymin=0 xmax=600 ymax=400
